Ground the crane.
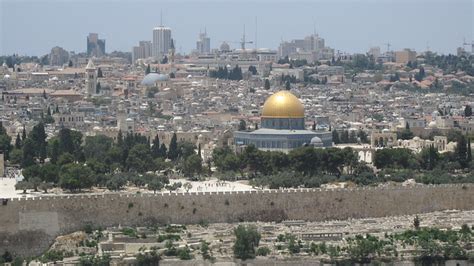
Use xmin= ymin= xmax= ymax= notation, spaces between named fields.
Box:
xmin=222 ymin=26 xmax=253 ymax=51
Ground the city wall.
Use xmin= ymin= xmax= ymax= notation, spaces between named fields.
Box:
xmin=1 ymin=184 xmax=473 ymax=257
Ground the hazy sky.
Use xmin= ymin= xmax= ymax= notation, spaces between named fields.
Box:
xmin=1 ymin=0 xmax=472 ymax=56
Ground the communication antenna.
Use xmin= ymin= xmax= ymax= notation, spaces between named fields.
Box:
xmin=255 ymin=16 xmax=258 ymax=50
xmin=160 ymin=9 xmax=163 ymax=26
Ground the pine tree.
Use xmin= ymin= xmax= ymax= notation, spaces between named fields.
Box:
xmin=198 ymin=143 xmax=202 ymax=158
xmin=146 ymin=64 xmax=151 ymax=74
xmin=47 ymin=106 xmax=51 ymax=116
xmin=285 ymin=80 xmax=291 ymax=90
xmin=168 ymin=133 xmax=178 ymax=160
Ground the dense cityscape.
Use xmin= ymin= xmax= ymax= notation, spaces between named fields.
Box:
xmin=0 ymin=1 xmax=473 ymax=265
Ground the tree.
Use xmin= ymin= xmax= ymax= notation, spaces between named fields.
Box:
xmin=233 ymin=225 xmax=261 ymax=260
xmin=465 ymin=105 xmax=472 ymax=117
xmin=414 ymin=215 xmax=420 ymax=229
xmin=22 ymin=138 xmax=36 ymax=167
xmin=455 ymin=135 xmax=469 ymax=167
xmin=151 ymin=135 xmax=161 ymax=159
xmin=332 ymin=130 xmax=340 ymax=144
xmin=106 ymin=173 xmax=127 ymax=191
xmin=0 ymin=122 xmax=12 ymax=160
xmin=264 ymin=79 xmax=270 ymax=90
xmin=145 ymin=64 xmax=151 ymax=75
xmin=126 ymin=144 xmax=153 ymax=172
xmin=468 ymin=138 xmax=472 ymax=162
xmin=285 ymin=80 xmax=291 ymax=90
xmin=15 ymin=180 xmax=33 ymax=194
xmin=238 ymin=120 xmax=247 ymax=131
xmin=161 ymin=56 xmax=168 ymax=64
xmin=97 ymin=67 xmax=103 ymax=78
xmin=181 ymin=154 xmax=203 ymax=178
xmin=30 ymin=122 xmax=47 ymax=162
xmin=15 ymin=133 xmax=21 ymax=149
xmin=168 ymin=133 xmax=179 ymax=160
xmin=248 ymin=65 xmax=257 ymax=75
xmin=158 ymin=143 xmax=167 ymax=158
xmin=59 ymin=163 xmax=94 ymax=192
xmin=96 ymin=82 xmax=101 ymax=94
xmin=68 ymin=60 xmax=73 ymax=67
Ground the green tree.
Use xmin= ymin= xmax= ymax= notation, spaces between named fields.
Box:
xmin=126 ymin=144 xmax=153 ymax=172
xmin=145 ymin=64 xmax=151 ymax=74
xmin=168 ymin=133 xmax=179 ymax=160
xmin=0 ymin=122 xmax=12 ymax=160
xmin=22 ymin=138 xmax=36 ymax=167
xmin=285 ymin=80 xmax=291 ymax=90
xmin=455 ymin=135 xmax=469 ymax=167
xmin=151 ymin=135 xmax=161 ymax=158
xmin=14 ymin=133 xmax=22 ymax=149
xmin=181 ymin=154 xmax=203 ymax=178
xmin=97 ymin=67 xmax=103 ymax=78
xmin=238 ymin=120 xmax=247 ymax=131
xmin=465 ymin=105 xmax=472 ymax=117
xmin=59 ymin=163 xmax=94 ymax=191
xmin=30 ymin=122 xmax=47 ymax=162
xmin=332 ymin=130 xmax=340 ymax=144
xmin=233 ymin=225 xmax=261 ymax=260
xmin=264 ymin=79 xmax=270 ymax=90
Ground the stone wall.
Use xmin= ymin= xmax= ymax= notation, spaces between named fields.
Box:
xmin=1 ymin=184 xmax=473 ymax=257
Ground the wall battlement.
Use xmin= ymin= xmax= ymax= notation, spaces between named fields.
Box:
xmin=1 ymin=184 xmax=473 ymax=257
xmin=3 ymin=183 xmax=471 ymax=202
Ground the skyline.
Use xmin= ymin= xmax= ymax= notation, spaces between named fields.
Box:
xmin=1 ymin=0 xmax=473 ymax=56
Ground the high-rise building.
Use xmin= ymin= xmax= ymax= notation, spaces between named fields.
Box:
xmin=196 ymin=30 xmax=211 ymax=54
xmin=87 ymin=33 xmax=106 ymax=57
xmin=152 ymin=26 xmax=172 ymax=59
xmin=132 ymin=41 xmax=152 ymax=62
xmin=49 ymin=46 xmax=69 ymax=66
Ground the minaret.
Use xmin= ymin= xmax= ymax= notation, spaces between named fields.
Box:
xmin=169 ymin=38 xmax=176 ymax=74
xmin=85 ymin=59 xmax=97 ymax=96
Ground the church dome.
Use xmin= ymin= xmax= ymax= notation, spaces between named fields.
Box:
xmin=261 ymin=91 xmax=304 ymax=118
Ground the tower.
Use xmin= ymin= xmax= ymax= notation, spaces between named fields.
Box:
xmin=152 ymin=26 xmax=172 ymax=59
xmin=85 ymin=59 xmax=97 ymax=96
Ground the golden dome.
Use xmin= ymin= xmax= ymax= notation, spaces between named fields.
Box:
xmin=261 ymin=91 xmax=304 ymax=118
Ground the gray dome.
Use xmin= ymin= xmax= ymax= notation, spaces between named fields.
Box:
xmin=141 ymin=73 xmax=169 ymax=86
xmin=310 ymin=136 xmax=323 ymax=147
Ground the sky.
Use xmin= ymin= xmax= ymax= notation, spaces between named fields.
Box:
xmin=0 ymin=0 xmax=472 ymax=56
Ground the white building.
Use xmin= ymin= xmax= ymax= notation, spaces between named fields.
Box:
xmin=152 ymin=26 xmax=172 ymax=59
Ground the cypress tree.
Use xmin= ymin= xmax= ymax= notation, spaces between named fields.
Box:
xmin=151 ymin=135 xmax=160 ymax=158
xmin=468 ymin=138 xmax=472 ymax=162
xmin=168 ymin=133 xmax=178 ymax=160
xmin=158 ymin=143 xmax=167 ymax=158
xmin=198 ymin=143 xmax=202 ymax=157
xmin=15 ymin=133 xmax=21 ymax=149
